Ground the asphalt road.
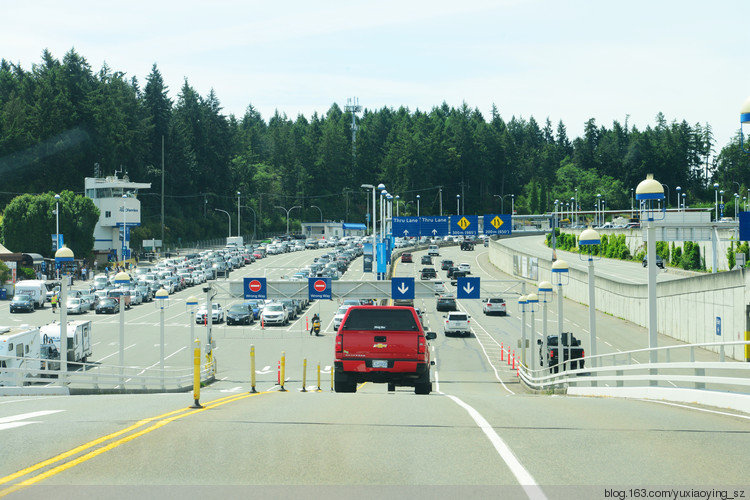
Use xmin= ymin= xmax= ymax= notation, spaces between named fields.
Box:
xmin=0 ymin=244 xmax=748 ymax=498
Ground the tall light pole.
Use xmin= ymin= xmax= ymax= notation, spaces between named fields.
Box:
xmin=456 ymin=194 xmax=460 ymax=215
xmin=186 ymin=296 xmax=198 ymax=367
xmin=275 ymin=205 xmax=301 ymax=235
xmin=579 ymin=228 xmax=601 ymax=372
xmin=661 ymin=183 xmax=670 ymax=209
xmin=416 ymin=195 xmax=420 ymax=217
xmin=121 ymin=194 xmax=127 ymax=264
xmin=395 ymin=195 xmax=400 ymax=217
xmin=526 ymin=293 xmax=539 ymax=372
xmin=240 ymin=205 xmax=257 ymax=242
xmin=214 ymin=208 xmax=231 ymax=238
xmin=114 ymin=270 xmax=131 ymax=380
xmin=55 ymin=246 xmax=74 ymax=382
xmin=54 ymin=194 xmax=61 ymax=280
xmin=551 ymin=260 xmax=569 ymax=372
xmin=237 ymin=192 xmax=241 ymax=240
xmin=310 ymin=205 xmax=323 ymax=222
xmin=155 ymin=288 xmax=169 ymax=389
xmin=636 ymin=174 xmax=665 ymax=369
xmin=361 ymin=184 xmax=377 ymax=275
xmin=720 ymin=190 xmax=725 ymax=218
xmin=714 ymin=183 xmax=720 ymax=220
xmin=518 ymin=295 xmax=527 ymax=367
xmin=676 ymin=186 xmax=682 ymax=212
xmin=538 ymin=281 xmax=553 ymax=368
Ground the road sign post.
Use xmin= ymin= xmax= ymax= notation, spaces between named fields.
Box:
xmin=244 ymin=278 xmax=267 ymax=300
xmin=309 ymin=277 xmax=332 ymax=300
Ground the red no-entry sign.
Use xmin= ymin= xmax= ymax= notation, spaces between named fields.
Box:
xmin=248 ymin=280 xmax=262 ymax=292
xmin=314 ymin=280 xmax=327 ymax=292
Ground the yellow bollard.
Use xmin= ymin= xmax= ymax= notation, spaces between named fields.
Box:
xmin=317 ymin=362 xmax=321 ymax=392
xmin=250 ymin=344 xmax=257 ymax=393
xmin=191 ymin=339 xmax=203 ymax=408
xmin=302 ymin=358 xmax=307 ymax=392
xmin=280 ymin=351 xmax=287 ymax=392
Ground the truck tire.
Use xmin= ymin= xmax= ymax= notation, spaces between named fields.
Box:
xmin=414 ymin=371 xmax=432 ymax=395
xmin=334 ymin=370 xmax=357 ymax=393
xmin=387 ymin=383 xmax=396 ymax=392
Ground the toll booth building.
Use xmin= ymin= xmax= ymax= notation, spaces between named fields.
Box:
xmin=85 ymin=175 xmax=151 ymax=265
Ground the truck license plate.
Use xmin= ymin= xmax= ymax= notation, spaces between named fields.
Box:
xmin=372 ymin=360 xmax=388 ymax=368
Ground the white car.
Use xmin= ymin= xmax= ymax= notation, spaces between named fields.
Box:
xmin=482 ymin=298 xmax=507 ymax=316
xmin=196 ymin=303 xmax=224 ymax=324
xmin=443 ymin=311 xmax=471 ymax=337
xmin=333 ymin=305 xmax=352 ymax=331
xmin=66 ymin=298 xmax=86 ymax=315
xmin=261 ymin=303 xmax=288 ymax=326
xmin=433 ymin=280 xmax=446 ymax=295
xmin=458 ymin=263 xmax=471 ymax=274
xmin=428 ymin=245 xmax=439 ymax=256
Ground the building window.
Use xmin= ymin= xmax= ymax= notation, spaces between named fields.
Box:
xmin=105 ymin=211 xmax=111 ymax=218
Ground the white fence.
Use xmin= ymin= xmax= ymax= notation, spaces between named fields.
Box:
xmin=518 ymin=340 xmax=750 ymax=397
xmin=0 ymin=356 xmax=215 ymax=394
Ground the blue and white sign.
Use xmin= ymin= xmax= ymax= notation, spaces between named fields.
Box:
xmin=51 ymin=234 xmax=64 ymax=252
xmin=451 ymin=215 xmax=478 ymax=236
xmin=392 ymin=217 xmax=420 ymax=238
xmin=377 ymin=242 xmax=387 ymax=273
xmin=309 ymin=277 xmax=332 ymax=300
xmin=716 ymin=316 xmax=722 ymax=336
xmin=456 ymin=276 xmax=480 ymax=299
xmin=420 ymin=216 xmax=450 ymax=237
xmin=391 ymin=277 xmax=415 ymax=300
xmin=740 ymin=212 xmax=750 ymax=241
xmin=483 ymin=214 xmax=512 ymax=235
xmin=244 ymin=277 xmax=267 ymax=300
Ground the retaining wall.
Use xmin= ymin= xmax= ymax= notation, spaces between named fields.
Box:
xmin=489 ymin=237 xmax=748 ymax=361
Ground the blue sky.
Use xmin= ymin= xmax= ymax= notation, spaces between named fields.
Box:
xmin=3 ymin=0 xmax=748 ymax=150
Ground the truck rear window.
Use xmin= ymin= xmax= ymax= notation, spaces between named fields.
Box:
xmin=341 ymin=309 xmax=419 ymax=332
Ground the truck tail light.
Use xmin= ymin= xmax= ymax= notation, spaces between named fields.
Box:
xmin=581 ymin=350 xmax=585 ymax=358
xmin=335 ymin=334 xmax=343 ymax=353
xmin=418 ymin=336 xmax=426 ymax=354
xmin=550 ymin=350 xmax=555 ymax=358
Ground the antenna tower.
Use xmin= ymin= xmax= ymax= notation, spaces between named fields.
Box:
xmin=345 ymin=97 xmax=362 ymax=161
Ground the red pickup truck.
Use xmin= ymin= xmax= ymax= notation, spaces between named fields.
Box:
xmin=334 ymin=306 xmax=437 ymax=394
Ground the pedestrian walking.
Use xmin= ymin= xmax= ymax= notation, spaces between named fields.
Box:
xmin=51 ymin=293 xmax=58 ymax=313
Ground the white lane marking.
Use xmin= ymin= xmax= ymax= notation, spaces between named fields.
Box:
xmin=0 ymin=410 xmax=64 ymax=431
xmin=220 ymin=387 xmax=242 ymax=393
xmin=637 ymin=399 xmax=750 ymax=421
xmin=443 ymin=393 xmax=546 ymax=499
xmin=457 ymin=307 xmax=514 ymax=395
xmin=256 ymin=366 xmax=273 ymax=374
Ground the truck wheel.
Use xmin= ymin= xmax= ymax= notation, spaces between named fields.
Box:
xmin=414 ymin=371 xmax=432 ymax=395
xmin=387 ymin=383 xmax=396 ymax=392
xmin=334 ymin=371 xmax=357 ymax=393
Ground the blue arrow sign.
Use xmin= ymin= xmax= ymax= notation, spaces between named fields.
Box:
xmin=483 ymin=214 xmax=512 ymax=235
xmin=309 ymin=277 xmax=332 ymax=300
xmin=456 ymin=276 xmax=480 ymax=299
xmin=740 ymin=212 xmax=750 ymax=241
xmin=419 ymin=216 xmax=450 ymax=237
xmin=391 ymin=277 xmax=415 ymax=300
xmin=451 ymin=215 xmax=478 ymax=236
xmin=392 ymin=217 xmax=420 ymax=238
xmin=244 ymin=277 xmax=267 ymax=300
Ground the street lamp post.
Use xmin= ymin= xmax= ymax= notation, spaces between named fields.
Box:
xmin=636 ymin=174 xmax=665 ymax=372
xmin=155 ymin=288 xmax=169 ymax=389
xmin=551 ymin=260 xmax=569 ymax=374
xmin=361 ymin=184 xmax=377 ymax=274
xmin=456 ymin=194 xmax=460 ymax=215
xmin=395 ymin=195 xmax=400 ymax=217
xmin=121 ymin=194 xmax=127 ymax=264
xmin=310 ymin=205 xmax=323 ymax=223
xmin=214 ymin=208 xmax=231 ymax=238
xmin=186 ymin=296 xmax=198 ymax=367
xmin=579 ymin=228 xmax=601 ymax=374
xmin=55 ymin=246 xmax=74 ymax=383
xmin=518 ymin=295 xmax=528 ymax=367
xmin=720 ymin=190 xmax=725 ymax=218
xmin=714 ymin=183 xmax=720 ymax=220
xmin=676 ymin=186 xmax=682 ymax=212
xmin=538 ymin=281 xmax=553 ymax=368
xmin=416 ymin=195 xmax=420 ymax=217
xmin=114 ymin=271 xmax=131 ymax=381
xmin=54 ymin=194 xmax=61 ymax=280
xmin=240 ymin=206 xmax=257 ymax=242
xmin=237 ymin=192 xmax=241 ymax=240
xmin=596 ymin=194 xmax=601 ymax=226
xmin=526 ymin=293 xmax=539 ymax=372
xmin=274 ymin=205 xmax=301 ymax=235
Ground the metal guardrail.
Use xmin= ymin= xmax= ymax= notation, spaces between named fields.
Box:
xmin=0 ymin=357 xmax=216 ymax=394
xmin=518 ymin=340 xmax=750 ymax=394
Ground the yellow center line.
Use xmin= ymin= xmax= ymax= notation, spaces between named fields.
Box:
xmin=0 ymin=390 xmax=275 ymax=496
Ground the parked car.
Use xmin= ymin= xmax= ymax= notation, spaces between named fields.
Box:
xmin=443 ymin=311 xmax=471 ymax=337
xmin=482 ymin=297 xmax=507 ymax=316
xmin=226 ymin=303 xmax=254 ymax=325
xmin=96 ymin=297 xmax=120 ymax=314
xmin=196 ymin=303 xmax=224 ymax=324
xmin=9 ymin=294 xmax=35 ymax=313
xmin=333 ymin=305 xmax=353 ymax=331
xmin=261 ymin=303 xmax=288 ymax=326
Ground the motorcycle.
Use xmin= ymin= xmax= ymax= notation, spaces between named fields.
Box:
xmin=312 ymin=318 xmax=321 ymax=336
